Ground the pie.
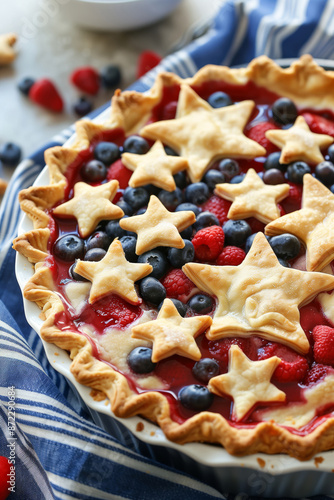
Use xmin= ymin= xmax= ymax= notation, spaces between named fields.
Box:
xmin=13 ymin=55 xmax=334 ymax=460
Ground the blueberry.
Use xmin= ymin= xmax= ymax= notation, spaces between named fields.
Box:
xmin=84 ymin=248 xmax=106 ymax=261
xmin=100 ymin=64 xmax=121 ymax=89
xmin=230 ymin=174 xmax=245 ymax=184
xmin=271 ymin=98 xmax=298 ymax=126
xmin=53 ymin=234 xmax=85 ymax=262
xmin=218 ymin=159 xmax=240 ymax=180
xmin=123 ymin=186 xmax=149 ymax=211
xmin=175 ymin=202 xmax=201 ymax=216
xmin=262 ymin=168 xmax=286 ymax=185
xmin=18 ymin=77 xmax=35 ymax=96
xmin=185 ymin=182 xmax=210 ymax=205
xmin=207 ymin=91 xmax=233 ymax=108
xmin=164 ymin=145 xmax=178 ymax=156
xmin=179 ymin=384 xmax=214 ymax=411
xmin=264 ymin=151 xmax=286 ymax=172
xmin=105 ymin=219 xmax=127 ymax=240
xmin=69 ymin=262 xmax=89 ymax=281
xmin=73 ymin=96 xmax=93 ymax=117
xmin=180 ymin=226 xmax=193 ymax=240
xmin=328 ymin=144 xmax=334 ymax=163
xmin=158 ymin=187 xmax=183 ymax=211
xmin=269 ymin=233 xmax=301 ymax=260
xmin=139 ymin=277 xmax=166 ymax=305
xmin=94 ymin=141 xmax=120 ymax=165
xmin=193 ymin=211 xmax=219 ymax=231
xmin=167 ymin=240 xmax=194 ymax=268
xmin=137 ymin=249 xmax=168 ymax=279
xmin=120 ymin=235 xmax=137 ymax=262
xmin=123 ymin=136 xmax=150 ymax=155
xmin=116 ymin=200 xmax=133 ymax=216
xmin=315 ymin=161 xmax=334 ymax=186
xmin=203 ymin=169 xmax=225 ymax=191
xmin=174 ymin=171 xmax=187 ymax=189
xmin=286 ymin=161 xmax=311 ymax=184
xmin=86 ymin=230 xmax=111 ymax=251
xmin=143 ymin=184 xmax=160 ymax=197
xmin=192 ymin=358 xmax=219 ymax=383
xmin=278 ymin=258 xmax=291 ymax=268
xmin=158 ymin=298 xmax=187 ymax=317
xmin=0 ymin=142 xmax=22 ymax=166
xmin=128 ymin=347 xmax=156 ymax=374
xmin=81 ymin=160 xmax=107 ymax=183
xmin=187 ymin=294 xmax=213 ymax=314
xmin=245 ymin=233 xmax=270 ymax=253
xmin=223 ymin=219 xmax=251 ymax=247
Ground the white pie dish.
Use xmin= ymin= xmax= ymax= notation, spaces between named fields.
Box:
xmin=15 ymin=63 xmax=334 ymax=498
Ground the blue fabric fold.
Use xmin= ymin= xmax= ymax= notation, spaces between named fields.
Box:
xmin=2 ymin=0 xmax=334 ymax=498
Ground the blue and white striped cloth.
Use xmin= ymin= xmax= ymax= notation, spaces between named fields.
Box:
xmin=2 ymin=1 xmax=334 ymax=498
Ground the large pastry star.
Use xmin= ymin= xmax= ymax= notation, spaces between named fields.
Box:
xmin=215 ymin=168 xmax=290 ymax=223
xmin=183 ymin=233 xmax=334 ymax=353
xmin=266 ymin=174 xmax=334 ymax=272
xmin=74 ymin=239 xmax=152 ymax=304
xmin=119 ymin=195 xmax=196 ymax=255
xmin=265 ymin=115 xmax=333 ymax=165
xmin=122 ymin=140 xmax=188 ymax=192
xmin=131 ymin=298 xmax=212 ymax=362
xmin=141 ymin=84 xmax=266 ymax=183
xmin=0 ymin=33 xmax=17 ymax=65
xmin=208 ymin=345 xmax=285 ymax=421
xmin=53 ymin=180 xmax=124 ymax=238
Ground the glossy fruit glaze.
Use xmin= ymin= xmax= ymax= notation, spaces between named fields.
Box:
xmin=46 ymin=78 xmax=334 ymax=433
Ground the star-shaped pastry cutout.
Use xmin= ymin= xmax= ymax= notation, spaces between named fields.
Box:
xmin=266 ymin=174 xmax=334 ymax=272
xmin=131 ymin=298 xmax=212 ymax=362
xmin=183 ymin=233 xmax=334 ymax=353
xmin=74 ymin=239 xmax=152 ymax=304
xmin=119 ymin=195 xmax=196 ymax=255
xmin=0 ymin=33 xmax=17 ymax=65
xmin=53 ymin=180 xmax=124 ymax=238
xmin=208 ymin=345 xmax=285 ymax=421
xmin=122 ymin=140 xmax=188 ymax=192
xmin=215 ymin=168 xmax=289 ymax=223
xmin=141 ymin=84 xmax=266 ymax=183
xmin=265 ymin=115 xmax=333 ymax=164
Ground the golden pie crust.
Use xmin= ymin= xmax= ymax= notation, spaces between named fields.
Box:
xmin=13 ymin=55 xmax=334 ymax=460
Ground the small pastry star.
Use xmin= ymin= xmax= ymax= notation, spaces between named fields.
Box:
xmin=131 ymin=298 xmax=212 ymax=362
xmin=122 ymin=140 xmax=188 ymax=192
xmin=183 ymin=233 xmax=334 ymax=353
xmin=53 ymin=180 xmax=124 ymax=238
xmin=141 ymin=84 xmax=266 ymax=183
xmin=266 ymin=174 xmax=334 ymax=271
xmin=0 ymin=33 xmax=17 ymax=65
xmin=265 ymin=115 xmax=333 ymax=165
xmin=208 ymin=345 xmax=285 ymax=421
xmin=119 ymin=195 xmax=196 ymax=255
xmin=215 ymin=168 xmax=289 ymax=223
xmin=74 ymin=239 xmax=152 ymax=304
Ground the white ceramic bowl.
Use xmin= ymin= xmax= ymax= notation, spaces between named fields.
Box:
xmin=15 ymin=62 xmax=334 ymax=498
xmin=61 ymin=0 xmax=183 ymax=31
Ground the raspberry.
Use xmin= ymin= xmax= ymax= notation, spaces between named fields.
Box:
xmin=217 ymin=246 xmax=246 ymax=266
xmin=192 ymin=225 xmax=225 ymax=262
xmin=70 ymin=66 xmax=100 ymax=95
xmin=303 ymin=362 xmax=333 ymax=386
xmin=107 ymin=159 xmax=132 ymax=188
xmin=0 ymin=455 xmax=11 ymax=500
xmin=160 ymin=269 xmax=195 ymax=301
xmin=246 ymin=122 xmax=279 ymax=154
xmin=258 ymin=342 xmax=309 ymax=383
xmin=302 ymin=112 xmax=334 ymax=138
xmin=91 ymin=294 xmax=142 ymax=329
xmin=246 ymin=217 xmax=266 ymax=234
xmin=136 ymin=50 xmax=162 ymax=78
xmin=200 ymin=195 xmax=231 ymax=225
xmin=208 ymin=337 xmax=257 ymax=365
xmin=313 ymin=325 xmax=334 ymax=366
xmin=29 ymin=78 xmax=63 ymax=112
